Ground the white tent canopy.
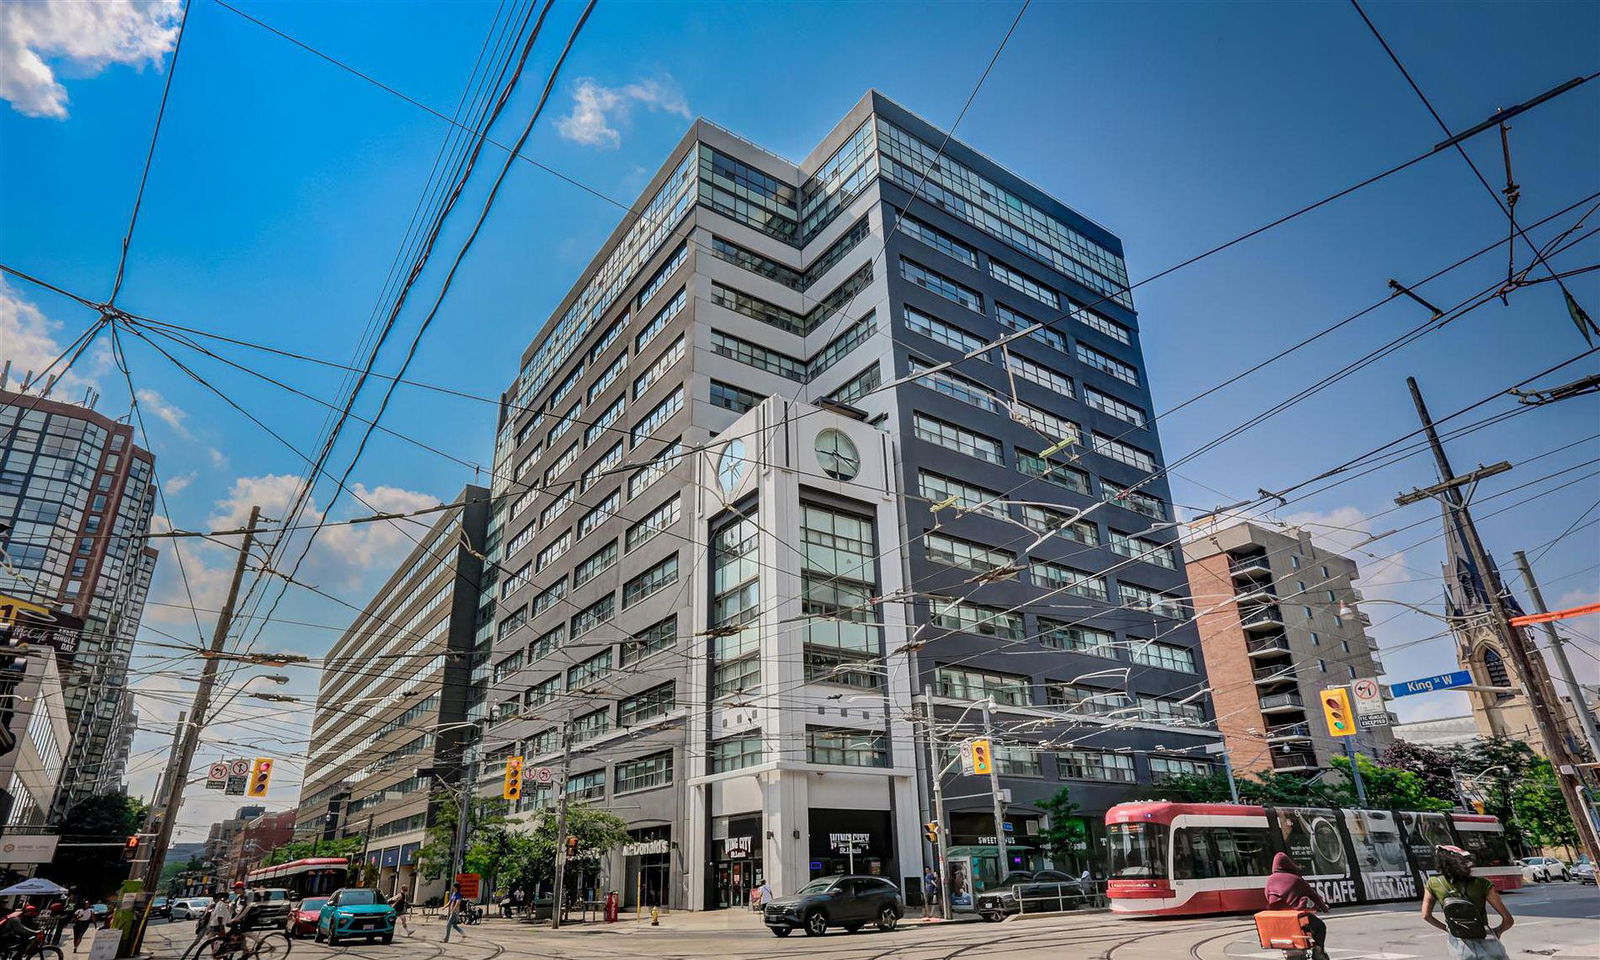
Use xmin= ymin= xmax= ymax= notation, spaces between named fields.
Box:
xmin=0 ymin=877 xmax=68 ymax=896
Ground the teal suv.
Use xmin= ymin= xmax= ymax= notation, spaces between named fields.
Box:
xmin=315 ymin=887 xmax=395 ymax=945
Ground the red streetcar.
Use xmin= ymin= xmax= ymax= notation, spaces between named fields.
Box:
xmin=1104 ymin=802 xmax=1519 ymax=917
xmin=245 ymin=858 xmax=350 ymax=900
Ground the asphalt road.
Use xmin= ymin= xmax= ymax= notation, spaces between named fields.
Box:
xmin=133 ymin=882 xmax=1600 ymax=960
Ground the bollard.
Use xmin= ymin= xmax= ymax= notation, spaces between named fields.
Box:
xmin=650 ymin=906 xmax=659 ymax=926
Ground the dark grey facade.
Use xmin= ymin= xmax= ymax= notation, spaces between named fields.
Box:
xmin=295 ymin=484 xmax=488 ymax=901
xmin=475 ymin=92 xmax=1217 ymax=908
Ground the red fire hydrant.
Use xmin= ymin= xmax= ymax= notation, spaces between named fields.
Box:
xmin=604 ymin=891 xmax=619 ymax=923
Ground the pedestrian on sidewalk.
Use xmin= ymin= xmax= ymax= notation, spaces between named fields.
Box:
xmin=1422 ymin=845 xmax=1513 ymax=960
xmin=755 ymin=880 xmax=774 ymax=912
xmin=70 ymin=902 xmax=93 ymax=951
xmin=389 ymin=890 xmax=412 ymax=938
xmin=443 ymin=884 xmax=467 ymax=942
xmin=922 ymin=867 xmax=940 ymax=917
xmin=1263 ymin=853 xmax=1330 ymax=960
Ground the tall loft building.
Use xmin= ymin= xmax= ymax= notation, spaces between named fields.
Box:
xmin=0 ymin=386 xmax=159 ymax=817
xmin=478 ymin=91 xmax=1219 ymax=910
xmin=1185 ymin=520 xmax=1395 ymax=774
xmin=295 ymin=485 xmax=488 ymax=901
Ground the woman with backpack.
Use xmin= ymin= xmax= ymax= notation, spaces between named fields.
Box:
xmin=1422 ymin=845 xmax=1514 ymax=960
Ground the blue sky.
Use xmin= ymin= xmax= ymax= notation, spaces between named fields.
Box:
xmin=2 ymin=0 xmax=1596 ymax=834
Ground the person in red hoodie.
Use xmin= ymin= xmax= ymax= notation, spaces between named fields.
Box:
xmin=1264 ymin=852 xmax=1330 ymax=960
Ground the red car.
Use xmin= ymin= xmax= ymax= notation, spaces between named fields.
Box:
xmin=286 ymin=897 xmax=329 ymax=938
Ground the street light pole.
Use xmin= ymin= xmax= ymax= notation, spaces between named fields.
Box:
xmin=550 ymin=727 xmax=573 ymax=929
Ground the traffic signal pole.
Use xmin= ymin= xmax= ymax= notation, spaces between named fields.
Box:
xmin=132 ymin=505 xmax=260 ymax=955
xmin=550 ymin=728 xmax=572 ymax=929
xmin=1402 ymin=380 xmax=1599 ymax=864
xmin=981 ymin=701 xmax=1009 ymax=878
xmin=922 ymin=684 xmax=950 ymax=920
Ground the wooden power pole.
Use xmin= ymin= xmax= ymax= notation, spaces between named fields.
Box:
xmin=1399 ymin=381 xmax=1599 ymax=863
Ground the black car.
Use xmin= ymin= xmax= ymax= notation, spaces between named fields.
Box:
xmin=762 ymin=875 xmax=903 ymax=937
xmin=975 ymin=870 xmax=1089 ymax=921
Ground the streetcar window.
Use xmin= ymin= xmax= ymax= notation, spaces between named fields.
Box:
xmin=1458 ymin=829 xmax=1511 ymax=867
xmin=1107 ymin=822 xmax=1168 ymax=879
xmin=1173 ymin=827 xmax=1274 ymax=879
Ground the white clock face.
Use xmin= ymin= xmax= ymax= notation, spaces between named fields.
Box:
xmin=717 ymin=439 xmax=747 ymax=493
xmin=815 ymin=428 xmax=860 ymax=481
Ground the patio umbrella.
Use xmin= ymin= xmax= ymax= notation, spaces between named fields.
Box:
xmin=0 ymin=877 xmax=68 ymax=896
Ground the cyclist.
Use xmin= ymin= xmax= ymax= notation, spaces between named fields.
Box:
xmin=1263 ymin=853 xmax=1330 ymax=960
xmin=0 ymin=905 xmax=45 ymax=960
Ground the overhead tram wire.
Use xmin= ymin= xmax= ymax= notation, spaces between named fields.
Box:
xmin=1349 ymin=0 xmax=1597 ymax=307
xmin=108 ymin=0 xmax=192 ymax=306
xmin=233 ymin=0 xmax=555 ymax=657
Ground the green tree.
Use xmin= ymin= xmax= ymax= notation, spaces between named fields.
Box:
xmin=1037 ymin=787 xmax=1093 ymax=872
xmin=1328 ymin=753 xmax=1453 ymax=812
xmin=263 ymin=834 xmax=362 ymax=867
xmin=1379 ymin=740 xmax=1461 ymax=803
xmin=1461 ymin=737 xmax=1541 ymax=854
xmin=1511 ymin=758 xmax=1579 ymax=853
xmin=414 ymin=795 xmax=507 ymax=883
xmin=40 ymin=793 xmax=148 ymax=899
xmin=501 ymin=804 xmax=631 ymax=893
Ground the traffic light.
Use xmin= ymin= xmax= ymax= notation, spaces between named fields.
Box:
xmin=247 ymin=757 xmax=274 ymax=797
xmin=969 ymin=738 xmax=993 ymax=776
xmin=124 ymin=835 xmax=141 ymax=861
xmin=1320 ymin=688 xmax=1356 ymax=737
xmin=502 ymin=756 xmax=524 ymax=801
xmin=923 ymin=821 xmax=940 ymax=845
xmin=565 ymin=835 xmax=578 ymax=857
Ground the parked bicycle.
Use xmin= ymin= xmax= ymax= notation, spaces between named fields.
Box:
xmin=180 ymin=929 xmax=291 ymax=960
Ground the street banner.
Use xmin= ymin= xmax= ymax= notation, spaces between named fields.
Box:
xmin=946 ymin=856 xmax=973 ymax=908
xmin=456 ymin=873 xmax=481 ymax=899
xmin=1350 ymin=678 xmax=1390 ymax=727
xmin=0 ymin=835 xmax=58 ymax=863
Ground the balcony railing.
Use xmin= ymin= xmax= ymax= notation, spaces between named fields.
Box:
xmin=1265 ymin=721 xmax=1312 ymax=741
xmin=1259 ymin=691 xmax=1306 ymax=712
xmin=1240 ymin=606 xmax=1286 ymax=631
xmin=1272 ymin=750 xmax=1318 ymax=771
xmin=1253 ymin=663 xmax=1295 ymax=684
xmin=1229 ymin=555 xmax=1273 ymax=579
xmin=1246 ymin=633 xmax=1291 ymax=657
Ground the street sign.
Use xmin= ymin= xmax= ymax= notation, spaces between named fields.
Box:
xmin=229 ymin=758 xmax=251 ymax=777
xmin=225 ymin=775 xmax=246 ymax=796
xmin=206 ymin=762 xmax=228 ymax=789
xmin=1351 ymin=677 xmax=1391 ymax=727
xmin=1389 ymin=669 xmax=1473 ymax=698
xmin=456 ymin=873 xmax=481 ymax=899
xmin=533 ymin=766 xmax=553 ymax=784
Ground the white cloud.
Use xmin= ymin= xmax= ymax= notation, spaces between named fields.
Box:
xmin=0 ymin=279 xmax=106 ymax=396
xmin=136 ymin=387 xmax=192 ymax=439
xmin=0 ymin=0 xmax=182 ymax=119
xmin=556 ymin=76 xmax=690 ymax=149
xmin=162 ymin=472 xmax=196 ymax=495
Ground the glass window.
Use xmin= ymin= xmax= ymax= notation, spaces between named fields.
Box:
xmin=1084 ymin=386 xmax=1146 ymax=428
xmin=567 ymin=649 xmax=613 ymax=688
xmin=1017 ymin=449 xmax=1091 ymax=494
xmin=1100 ymin=479 xmax=1165 ymax=520
xmin=1037 ymin=620 xmax=1116 ymax=658
xmin=631 ymin=386 xmax=684 ymax=446
xmin=900 ymin=215 xmax=977 ymax=267
xmin=587 ymin=351 xmax=630 ymax=403
xmin=913 ymin=413 xmax=1002 ymax=464
xmin=710 ymin=508 xmax=761 ymax=698
xmin=618 ymin=682 xmax=675 ymax=726
xmin=614 ymin=750 xmax=674 ymax=793
xmin=996 ymin=301 xmax=1067 ymax=353
xmin=633 ymin=334 xmax=685 ymax=400
xmin=569 ymin=593 xmax=614 ymax=638
xmin=1032 ymin=561 xmax=1109 ymax=601
xmin=711 ymin=281 xmax=806 ymax=335
xmin=1092 ymin=433 xmax=1157 ymax=472
xmin=710 ymin=733 xmax=764 ymax=772
xmin=571 ymin=708 xmax=612 ymax=744
xmin=1119 ymin=582 xmax=1186 ymax=619
xmin=935 ymin=664 xmax=1030 ymax=705
xmin=573 ymin=540 xmax=618 ymax=587
xmin=1130 ymin=640 xmax=1197 ymax=673
xmin=1076 ymin=343 xmax=1139 ymax=386
xmin=1005 ymin=352 xmax=1073 ymax=397
xmin=1110 ymin=530 xmax=1177 ymax=569
xmin=626 ymin=495 xmax=680 ymax=553
xmin=903 ymin=304 xmax=990 ymax=357
xmin=711 ymin=330 xmax=807 ymax=380
xmin=585 ymin=396 xmax=626 ymax=447
xmin=829 ymin=363 xmax=881 ymax=405
xmin=636 ymin=288 xmax=687 ymax=352
xmin=990 ymin=259 xmax=1059 ymax=309
xmin=919 ymin=471 xmax=1007 ymax=519
xmin=910 ymin=358 xmax=999 ymax=412
xmin=623 ymin=553 xmax=679 ymax=607
xmin=1073 ymin=304 xmax=1132 ymax=345
xmin=925 ymin=531 xmax=1012 ymax=573
xmin=806 ymin=727 xmax=889 ymax=767
xmin=621 ymin=615 xmax=677 ymax=666
xmin=578 ymin=490 xmax=620 ymax=538
xmin=1058 ymin=749 xmax=1135 ymax=782
xmin=710 ymin=235 xmax=804 ymax=289
xmin=628 ymin=439 xmax=683 ymax=499
xmin=637 ymin=242 xmax=689 ymax=308
xmin=709 ymin=380 xmax=763 ymax=414
xmin=930 ymin=597 xmax=1025 ymax=641
xmin=700 ymin=143 xmax=798 ymax=241
xmin=901 ymin=258 xmax=982 ymax=312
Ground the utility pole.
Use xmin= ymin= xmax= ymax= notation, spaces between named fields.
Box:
xmin=550 ymin=728 xmax=573 ymax=929
xmin=1513 ymin=551 xmax=1600 ymax=763
xmin=922 ymin=685 xmax=951 ymax=920
xmin=1401 ymin=380 xmax=1599 ymax=863
xmin=132 ymin=506 xmax=260 ymax=955
xmin=445 ymin=754 xmax=477 ymax=942
xmin=981 ymin=701 xmax=1010 ymax=879
xmin=1343 ymin=738 xmax=1368 ymax=807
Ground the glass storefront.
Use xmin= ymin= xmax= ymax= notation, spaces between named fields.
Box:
xmin=622 ymin=826 xmax=672 ymax=909
xmin=710 ymin=814 xmax=763 ymax=909
xmin=947 ymin=812 xmax=1044 ymax=891
xmin=808 ymin=809 xmax=893 ymax=880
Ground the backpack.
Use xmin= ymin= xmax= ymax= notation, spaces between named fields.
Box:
xmin=1437 ymin=878 xmax=1489 ymax=940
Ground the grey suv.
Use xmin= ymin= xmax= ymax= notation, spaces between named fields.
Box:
xmin=762 ymin=875 xmax=904 ymax=937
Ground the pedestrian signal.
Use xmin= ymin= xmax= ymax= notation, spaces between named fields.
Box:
xmin=247 ymin=757 xmax=274 ymax=797
xmin=566 ymin=835 xmax=579 ymax=856
xmin=502 ymin=756 xmax=524 ymax=801
xmin=123 ymin=835 xmax=140 ymax=860
xmin=969 ymin=738 xmax=993 ymax=776
xmin=1320 ymin=688 xmax=1356 ymax=737
xmin=923 ymin=821 xmax=940 ymax=844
